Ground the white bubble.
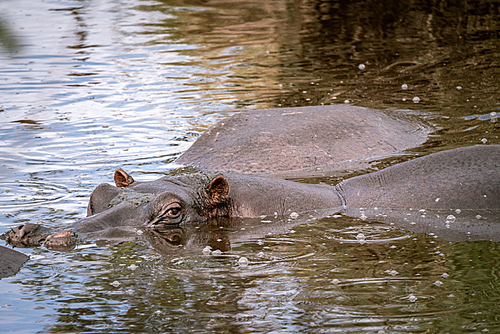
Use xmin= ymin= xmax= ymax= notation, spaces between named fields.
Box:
xmin=455 ymin=209 xmax=461 ymax=214
xmin=402 ymin=98 xmax=406 ymax=102
xmin=476 ymin=215 xmax=482 ymax=219
xmin=408 ymin=294 xmax=417 ymax=302
xmin=360 ymin=212 xmax=367 ymax=220
xmin=128 ymin=264 xmax=137 ymax=270
xmin=456 ymin=86 xmax=462 ymax=90
xmin=212 ymin=249 xmax=222 ymax=256
xmin=442 ymin=272 xmax=449 ymax=278
xmin=387 ymin=269 xmax=398 ymax=276
xmin=257 ymin=252 xmax=265 ymax=258
xmin=401 ymin=84 xmax=408 ymax=90
xmin=202 ymin=246 xmax=212 ymax=255
xmin=136 ymin=229 xmax=143 ymax=235
xmin=290 ymin=212 xmax=299 ymax=219
xmin=358 ymin=64 xmax=365 ymax=70
xmin=356 ymin=233 xmax=366 ymax=241
xmin=435 ymin=198 xmax=440 ymax=202
xmin=111 ymin=281 xmax=121 ymax=287
xmin=238 ymin=257 xmax=249 ymax=266
xmin=490 ymin=111 xmax=498 ymax=118
xmin=481 ymin=138 xmax=488 ymax=144
xmin=331 ymin=278 xmax=340 ymax=284
xmin=434 ymin=280 xmax=443 ymax=286
xmin=446 ymin=215 xmax=456 ymax=223
xmin=412 ymin=96 xmax=420 ymax=103
xmin=344 ymin=99 xmax=350 ymax=103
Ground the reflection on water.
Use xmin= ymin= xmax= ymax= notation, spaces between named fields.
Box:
xmin=0 ymin=0 xmax=499 ymax=332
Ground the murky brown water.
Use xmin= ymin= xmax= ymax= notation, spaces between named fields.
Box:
xmin=1 ymin=0 xmax=499 ymax=333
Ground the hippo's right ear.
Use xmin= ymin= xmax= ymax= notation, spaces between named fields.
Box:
xmin=207 ymin=175 xmax=229 ymax=204
xmin=114 ymin=168 xmax=135 ymax=187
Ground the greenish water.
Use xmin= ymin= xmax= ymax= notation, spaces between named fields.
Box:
xmin=0 ymin=0 xmax=499 ymax=332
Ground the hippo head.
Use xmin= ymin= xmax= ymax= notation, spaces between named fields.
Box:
xmin=76 ymin=169 xmax=233 ymax=234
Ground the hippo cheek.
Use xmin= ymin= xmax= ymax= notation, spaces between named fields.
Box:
xmin=74 ymin=202 xmax=149 ymax=234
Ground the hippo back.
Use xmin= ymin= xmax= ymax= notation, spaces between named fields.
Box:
xmin=338 ymin=145 xmax=500 ymax=211
xmin=177 ymin=105 xmax=432 ymax=175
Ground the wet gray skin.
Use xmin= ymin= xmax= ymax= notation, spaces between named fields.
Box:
xmin=3 ymin=145 xmax=500 ymax=254
xmin=177 ymin=105 xmax=433 ymax=177
xmin=0 ymin=245 xmax=29 ymax=279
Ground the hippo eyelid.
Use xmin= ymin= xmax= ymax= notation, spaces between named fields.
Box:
xmin=146 ymin=201 xmax=183 ymax=227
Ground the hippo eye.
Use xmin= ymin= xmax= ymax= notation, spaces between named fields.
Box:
xmin=166 ymin=206 xmax=181 ymax=218
xmin=146 ymin=197 xmax=184 ymax=227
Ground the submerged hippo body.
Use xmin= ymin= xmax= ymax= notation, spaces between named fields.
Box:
xmin=4 ymin=145 xmax=500 ymax=252
xmin=177 ymin=105 xmax=432 ymax=176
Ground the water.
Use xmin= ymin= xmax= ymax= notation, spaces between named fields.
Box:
xmin=1 ymin=0 xmax=500 ymax=332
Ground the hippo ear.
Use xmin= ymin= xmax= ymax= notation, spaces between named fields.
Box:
xmin=114 ymin=168 xmax=135 ymax=187
xmin=207 ymin=175 xmax=229 ymax=204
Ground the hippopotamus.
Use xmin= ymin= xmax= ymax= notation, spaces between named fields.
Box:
xmin=177 ymin=105 xmax=433 ymax=177
xmin=3 ymin=145 xmax=500 ymax=253
xmin=0 ymin=245 xmax=29 ymax=279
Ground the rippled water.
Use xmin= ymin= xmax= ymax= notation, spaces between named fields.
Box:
xmin=1 ymin=0 xmax=500 ymax=333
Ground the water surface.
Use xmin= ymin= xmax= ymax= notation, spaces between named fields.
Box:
xmin=1 ymin=0 xmax=499 ymax=333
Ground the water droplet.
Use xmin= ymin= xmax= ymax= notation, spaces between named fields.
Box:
xmin=481 ymin=138 xmax=487 ymax=144
xmin=386 ymin=269 xmax=398 ymax=276
xmin=434 ymin=280 xmax=443 ymax=286
xmin=238 ymin=257 xmax=249 ymax=267
xmin=111 ymin=281 xmax=120 ymax=287
xmin=331 ymin=278 xmax=340 ymax=284
xmin=490 ymin=111 xmax=497 ymax=118
xmin=442 ymin=273 xmax=449 ymax=278
xmin=446 ymin=215 xmax=456 ymax=223
xmin=456 ymin=86 xmax=462 ymax=90
xmin=401 ymin=84 xmax=408 ymax=90
xmin=290 ymin=212 xmax=299 ymax=219
xmin=358 ymin=64 xmax=365 ymax=70
xmin=356 ymin=233 xmax=366 ymax=244
xmin=408 ymin=294 xmax=417 ymax=302
xmin=455 ymin=209 xmax=461 ymax=214
xmin=412 ymin=96 xmax=420 ymax=103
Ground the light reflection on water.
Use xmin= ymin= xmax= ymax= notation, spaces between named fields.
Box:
xmin=0 ymin=0 xmax=500 ymax=333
